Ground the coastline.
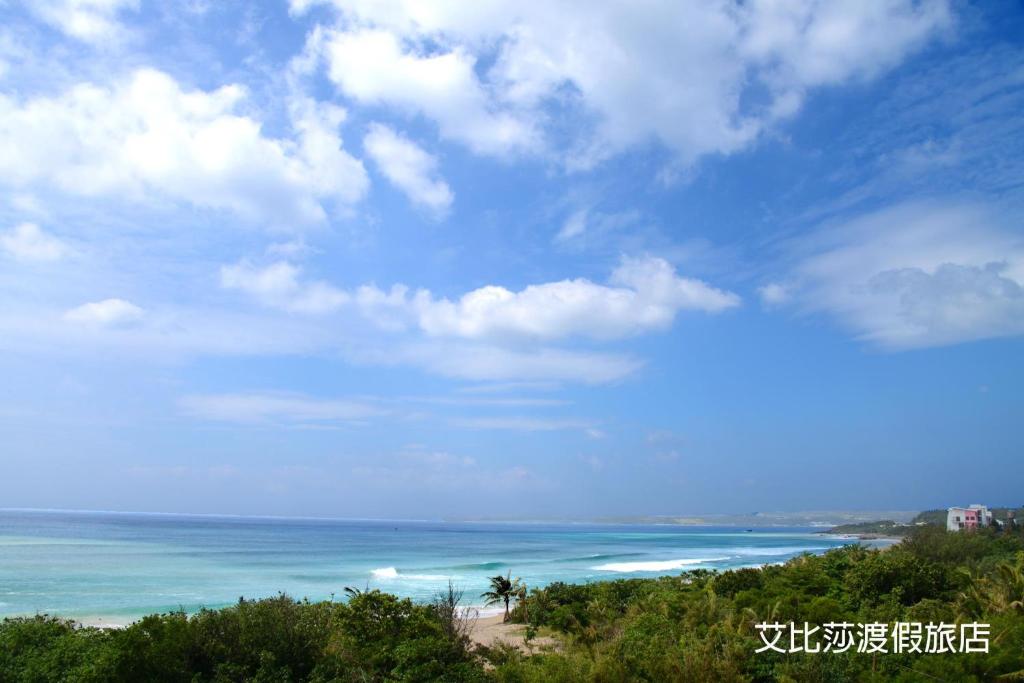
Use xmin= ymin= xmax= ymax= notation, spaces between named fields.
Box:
xmin=823 ymin=532 xmax=905 ymax=543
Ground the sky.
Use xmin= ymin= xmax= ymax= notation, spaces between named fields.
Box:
xmin=0 ymin=0 xmax=1022 ymax=520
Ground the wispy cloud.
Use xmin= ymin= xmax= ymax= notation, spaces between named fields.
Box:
xmin=364 ymin=123 xmax=453 ymax=217
xmin=29 ymin=0 xmax=140 ymax=44
xmin=63 ymin=298 xmax=143 ymax=326
xmin=179 ymin=392 xmax=386 ymax=425
xmin=450 ymin=416 xmax=598 ymax=434
xmin=770 ymin=201 xmax=1024 ymax=349
xmin=0 ymin=222 xmax=68 ymax=262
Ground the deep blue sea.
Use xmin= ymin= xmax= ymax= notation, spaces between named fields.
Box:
xmin=0 ymin=509 xmax=867 ymax=623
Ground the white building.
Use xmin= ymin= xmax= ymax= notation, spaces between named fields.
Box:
xmin=946 ymin=504 xmax=992 ymax=531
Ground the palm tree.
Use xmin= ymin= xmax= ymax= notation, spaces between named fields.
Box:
xmin=342 ymin=585 xmax=366 ymax=599
xmin=956 ymin=551 xmax=1024 ymax=618
xmin=481 ymin=573 xmax=515 ymax=622
xmin=513 ymin=577 xmax=528 ymax=623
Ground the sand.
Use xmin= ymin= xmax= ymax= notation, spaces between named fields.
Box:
xmin=468 ymin=613 xmax=558 ymax=652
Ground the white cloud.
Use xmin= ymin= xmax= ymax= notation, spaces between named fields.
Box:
xmin=364 ymin=123 xmax=453 ymax=216
xmin=63 ymin=298 xmax=143 ymax=326
xmin=220 ymin=260 xmax=348 ymax=314
xmin=4 ymin=271 xmax=650 ymax=385
xmin=556 ymin=209 xmax=587 ymax=242
xmin=0 ymin=222 xmax=68 ymax=261
xmin=0 ymin=69 xmax=368 ymax=227
xmin=29 ymin=0 xmax=139 ymax=44
xmin=179 ymin=392 xmax=385 ymax=424
xmin=757 ymin=283 xmax=790 ymax=306
xmin=222 ymin=255 xmax=738 ymax=342
xmin=1 ymin=304 xmax=334 ymax=358
xmin=409 ymin=256 xmax=739 ymax=341
xmin=294 ymin=0 xmax=950 ymax=167
xmin=382 ymin=343 xmax=643 ymax=385
xmin=778 ymin=201 xmax=1024 ymax=349
xmin=265 ymin=239 xmax=310 ymax=258
xmin=316 ymin=28 xmax=537 ymax=156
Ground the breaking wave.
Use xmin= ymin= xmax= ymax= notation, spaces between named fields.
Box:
xmin=559 ymin=552 xmax=646 ymax=563
xmin=448 ymin=561 xmax=506 ymax=571
xmin=371 ymin=567 xmax=449 ymax=581
xmin=593 ymin=558 xmax=728 ymax=572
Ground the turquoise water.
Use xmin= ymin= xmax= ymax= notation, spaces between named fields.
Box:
xmin=0 ymin=509 xmax=863 ymax=622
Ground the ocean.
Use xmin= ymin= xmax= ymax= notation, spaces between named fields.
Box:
xmin=0 ymin=509 xmax=868 ymax=623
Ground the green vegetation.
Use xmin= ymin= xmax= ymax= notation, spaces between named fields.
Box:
xmin=0 ymin=591 xmax=486 ymax=683
xmin=912 ymin=508 xmax=1024 ymax=527
xmin=3 ymin=527 xmax=1024 ymax=681
xmin=822 ymin=520 xmax=913 ymax=536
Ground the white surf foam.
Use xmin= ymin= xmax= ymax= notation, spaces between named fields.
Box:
xmin=728 ymin=546 xmax=828 ymax=556
xmin=593 ymin=557 xmax=728 ymax=572
xmin=371 ymin=567 xmax=450 ymax=581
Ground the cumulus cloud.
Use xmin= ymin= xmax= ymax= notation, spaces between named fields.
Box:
xmin=0 ymin=69 xmax=368 ymax=227
xmin=776 ymin=202 xmax=1024 ymax=349
xmin=28 ymin=0 xmax=139 ymax=44
xmin=410 ymin=256 xmax=739 ymax=341
xmin=363 ymin=123 xmax=453 ymax=215
xmin=179 ymin=392 xmax=385 ymax=424
xmin=0 ymin=222 xmax=68 ymax=261
xmin=315 ymin=28 xmax=536 ymax=156
xmin=293 ymin=0 xmax=950 ymax=167
xmin=63 ymin=298 xmax=143 ymax=326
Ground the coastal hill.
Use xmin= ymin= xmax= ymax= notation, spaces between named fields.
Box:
xmin=911 ymin=507 xmax=1024 ymax=527
xmin=822 ymin=507 xmax=1024 ymax=538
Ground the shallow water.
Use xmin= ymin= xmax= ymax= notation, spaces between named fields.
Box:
xmin=0 ymin=509 xmax=863 ymax=622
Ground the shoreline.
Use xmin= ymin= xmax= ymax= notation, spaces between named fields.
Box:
xmin=822 ymin=532 xmax=905 ymax=542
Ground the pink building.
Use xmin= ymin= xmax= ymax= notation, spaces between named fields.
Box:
xmin=947 ymin=505 xmax=992 ymax=531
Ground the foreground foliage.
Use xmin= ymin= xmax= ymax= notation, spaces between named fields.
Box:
xmin=2 ymin=527 xmax=1023 ymax=682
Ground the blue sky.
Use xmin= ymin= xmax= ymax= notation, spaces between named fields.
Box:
xmin=0 ymin=0 xmax=1022 ymax=519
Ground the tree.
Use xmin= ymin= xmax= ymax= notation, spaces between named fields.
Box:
xmin=482 ymin=573 xmax=516 ymax=622
xmin=513 ymin=577 xmax=528 ymax=623
xmin=433 ymin=580 xmax=476 ymax=643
